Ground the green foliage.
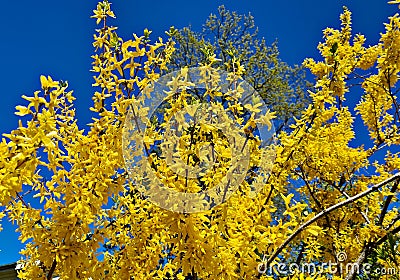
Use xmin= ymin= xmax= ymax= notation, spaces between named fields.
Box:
xmin=167 ymin=6 xmax=310 ymax=132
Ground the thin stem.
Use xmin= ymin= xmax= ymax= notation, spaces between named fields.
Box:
xmin=264 ymin=173 xmax=400 ymax=267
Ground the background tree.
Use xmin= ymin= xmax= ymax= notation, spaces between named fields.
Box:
xmin=0 ymin=1 xmax=399 ymax=280
xmin=167 ymin=6 xmax=310 ymax=133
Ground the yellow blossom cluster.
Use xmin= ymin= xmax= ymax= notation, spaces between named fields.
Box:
xmin=0 ymin=1 xmax=399 ymax=279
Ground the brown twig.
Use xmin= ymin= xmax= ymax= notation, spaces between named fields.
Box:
xmin=47 ymin=259 xmax=57 ymax=280
xmin=378 ymin=179 xmax=400 ymax=226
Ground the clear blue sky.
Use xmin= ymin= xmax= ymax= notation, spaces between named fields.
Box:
xmin=0 ymin=0 xmax=397 ymax=265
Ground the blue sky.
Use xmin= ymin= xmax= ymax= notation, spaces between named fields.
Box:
xmin=0 ymin=0 xmax=398 ymax=265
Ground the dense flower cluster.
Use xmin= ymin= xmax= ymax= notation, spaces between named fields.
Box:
xmin=0 ymin=1 xmax=399 ymax=279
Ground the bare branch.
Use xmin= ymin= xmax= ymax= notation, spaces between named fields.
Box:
xmin=264 ymin=173 xmax=400 ymax=267
xmin=344 ymin=245 xmax=369 ymax=280
xmin=47 ymin=260 xmax=57 ymax=280
xmin=378 ymin=179 xmax=400 ymax=226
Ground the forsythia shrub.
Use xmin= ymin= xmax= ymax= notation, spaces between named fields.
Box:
xmin=0 ymin=1 xmax=399 ymax=279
